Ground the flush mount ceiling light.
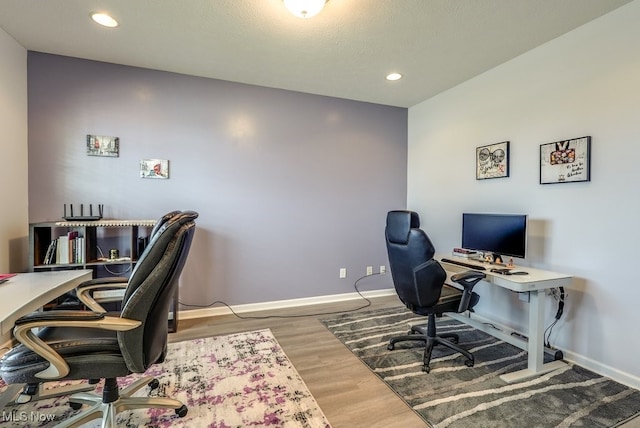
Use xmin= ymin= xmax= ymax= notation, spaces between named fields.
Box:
xmin=283 ymin=0 xmax=328 ymax=18
xmin=90 ymin=12 xmax=118 ymax=28
xmin=386 ymin=72 xmax=403 ymax=81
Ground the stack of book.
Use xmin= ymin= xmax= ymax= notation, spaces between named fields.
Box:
xmin=451 ymin=248 xmax=481 ymax=259
xmin=43 ymin=231 xmax=84 ymax=265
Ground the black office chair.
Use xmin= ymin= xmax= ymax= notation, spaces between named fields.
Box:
xmin=0 ymin=211 xmax=198 ymax=427
xmin=385 ymin=210 xmax=486 ymax=373
xmin=60 ymin=210 xmax=183 ymax=313
xmin=2 ymin=211 xmax=186 ymax=407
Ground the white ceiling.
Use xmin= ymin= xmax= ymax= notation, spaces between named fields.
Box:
xmin=0 ymin=0 xmax=633 ymax=107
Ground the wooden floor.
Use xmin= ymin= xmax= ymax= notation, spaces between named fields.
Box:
xmin=172 ymin=295 xmax=428 ymax=428
xmin=171 ymin=295 xmax=640 ymax=428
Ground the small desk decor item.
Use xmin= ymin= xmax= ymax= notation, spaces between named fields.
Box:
xmin=476 ymin=141 xmax=509 ymax=180
xmin=87 ymin=134 xmax=119 ymax=157
xmin=540 ymin=136 xmax=591 ymax=184
xmin=140 ymin=159 xmax=169 ymax=179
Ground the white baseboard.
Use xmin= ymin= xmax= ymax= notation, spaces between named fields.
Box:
xmin=561 ymin=350 xmax=640 ymax=391
xmin=177 ymin=288 xmax=397 ymax=320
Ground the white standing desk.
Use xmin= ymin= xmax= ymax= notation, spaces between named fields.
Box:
xmin=437 ymin=256 xmax=572 ymax=383
xmin=1 ymin=270 xmax=92 ymax=337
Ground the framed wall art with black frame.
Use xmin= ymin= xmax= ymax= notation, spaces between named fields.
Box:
xmin=476 ymin=141 xmax=509 ymax=180
xmin=540 ymin=136 xmax=591 ymax=184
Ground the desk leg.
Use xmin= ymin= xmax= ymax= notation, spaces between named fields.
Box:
xmin=500 ymin=290 xmax=566 ymax=383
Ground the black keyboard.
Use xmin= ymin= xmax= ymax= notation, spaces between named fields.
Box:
xmin=440 ymin=258 xmax=486 ymax=271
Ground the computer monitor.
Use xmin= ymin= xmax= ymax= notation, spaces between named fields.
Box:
xmin=461 ymin=213 xmax=527 ymax=261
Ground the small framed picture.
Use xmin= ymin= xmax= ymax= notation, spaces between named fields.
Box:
xmin=140 ymin=159 xmax=169 ymax=179
xmin=540 ymin=136 xmax=591 ymax=184
xmin=87 ymin=134 xmax=119 ymax=157
xmin=476 ymin=141 xmax=509 ymax=180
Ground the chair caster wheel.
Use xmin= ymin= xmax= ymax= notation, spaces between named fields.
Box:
xmin=465 ymin=359 xmax=474 ymax=367
xmin=23 ymin=383 xmax=38 ymax=396
xmin=422 ymin=365 xmax=431 ymax=373
xmin=175 ymin=404 xmax=188 ymax=417
xmin=148 ymin=379 xmax=160 ymax=390
xmin=70 ymin=402 xmax=83 ymax=411
xmin=387 ymin=343 xmax=395 ymax=351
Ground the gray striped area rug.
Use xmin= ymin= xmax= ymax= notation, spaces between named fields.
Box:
xmin=320 ymin=306 xmax=640 ymax=428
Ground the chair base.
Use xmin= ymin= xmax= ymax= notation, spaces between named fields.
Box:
xmin=57 ymin=376 xmax=187 ymax=428
xmin=387 ymin=320 xmax=474 ymax=373
xmin=0 ymin=381 xmax=96 ymax=408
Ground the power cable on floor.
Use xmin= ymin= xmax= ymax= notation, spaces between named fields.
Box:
xmin=179 ymin=273 xmax=381 ymax=320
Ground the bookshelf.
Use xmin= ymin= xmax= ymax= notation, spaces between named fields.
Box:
xmin=29 ymin=220 xmax=156 ymax=275
xmin=28 ymin=219 xmax=181 ymax=332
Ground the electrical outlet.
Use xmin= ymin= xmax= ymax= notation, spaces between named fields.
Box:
xmin=339 ymin=268 xmax=347 ymax=278
xmin=366 ymin=266 xmax=373 ymax=276
xmin=380 ymin=265 xmax=386 ymax=274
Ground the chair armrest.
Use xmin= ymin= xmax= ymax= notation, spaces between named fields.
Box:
xmin=451 ymin=270 xmax=486 ymax=312
xmin=77 ymin=279 xmax=128 ymax=313
xmin=12 ymin=312 xmax=140 ymax=381
xmin=76 ymin=277 xmax=129 ymax=290
xmin=451 ymin=271 xmax=486 ymax=289
xmin=14 ymin=310 xmax=106 ymax=325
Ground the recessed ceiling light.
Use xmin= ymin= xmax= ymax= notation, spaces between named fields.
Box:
xmin=91 ymin=12 xmax=118 ymax=28
xmin=386 ymin=73 xmax=403 ymax=81
xmin=283 ymin=0 xmax=328 ymax=19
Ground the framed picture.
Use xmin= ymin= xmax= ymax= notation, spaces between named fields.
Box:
xmin=476 ymin=141 xmax=509 ymax=180
xmin=87 ymin=134 xmax=119 ymax=157
xmin=140 ymin=159 xmax=169 ymax=179
xmin=540 ymin=136 xmax=591 ymax=184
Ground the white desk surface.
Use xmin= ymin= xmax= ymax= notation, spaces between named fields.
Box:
xmin=0 ymin=270 xmax=92 ymax=336
xmin=437 ymin=254 xmax=572 ymax=292
xmin=437 ymin=254 xmax=572 ymax=383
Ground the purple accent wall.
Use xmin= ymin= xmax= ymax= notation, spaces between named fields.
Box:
xmin=27 ymin=52 xmax=407 ymax=308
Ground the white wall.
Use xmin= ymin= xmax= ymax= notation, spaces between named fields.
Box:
xmin=408 ymin=0 xmax=640 ymax=386
xmin=0 ymin=28 xmax=28 ymax=273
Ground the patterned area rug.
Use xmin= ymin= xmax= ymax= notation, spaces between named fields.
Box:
xmin=321 ymin=306 xmax=640 ymax=428
xmin=0 ymin=329 xmax=331 ymax=427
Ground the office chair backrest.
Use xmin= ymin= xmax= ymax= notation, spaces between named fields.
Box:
xmin=150 ymin=210 xmax=182 ymax=239
xmin=128 ymin=211 xmax=185 ymax=283
xmin=118 ymin=211 xmax=198 ymax=372
xmin=385 ymin=210 xmax=446 ymax=309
